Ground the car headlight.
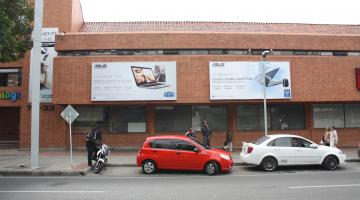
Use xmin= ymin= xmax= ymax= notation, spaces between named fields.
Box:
xmin=220 ymin=154 xmax=231 ymax=160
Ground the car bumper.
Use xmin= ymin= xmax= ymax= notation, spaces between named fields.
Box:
xmin=339 ymin=153 xmax=347 ymax=164
xmin=240 ymin=152 xmax=260 ymax=165
xmin=220 ymin=159 xmax=233 ymax=171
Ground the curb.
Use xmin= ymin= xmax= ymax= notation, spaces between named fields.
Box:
xmin=0 ymin=167 xmax=91 ymax=176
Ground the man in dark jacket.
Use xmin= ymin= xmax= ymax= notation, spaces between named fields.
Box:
xmin=201 ymin=120 xmax=212 ymax=147
xmin=86 ymin=125 xmax=102 ymax=166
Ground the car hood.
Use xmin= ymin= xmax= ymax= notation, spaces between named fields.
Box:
xmin=206 ymin=148 xmax=230 ymax=155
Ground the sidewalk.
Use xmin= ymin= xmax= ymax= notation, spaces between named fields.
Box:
xmin=0 ymin=147 xmax=358 ymax=176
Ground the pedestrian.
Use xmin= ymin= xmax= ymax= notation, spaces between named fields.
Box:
xmin=330 ymin=126 xmax=338 ymax=147
xmin=201 ymin=120 xmax=212 ymax=146
xmin=86 ymin=124 xmax=102 ymax=167
xmin=323 ymin=126 xmax=331 ymax=146
xmin=224 ymin=128 xmax=233 ymax=152
xmin=185 ymin=127 xmax=196 ymax=138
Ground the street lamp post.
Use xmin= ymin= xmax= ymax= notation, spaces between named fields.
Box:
xmin=261 ymin=50 xmax=271 ymax=136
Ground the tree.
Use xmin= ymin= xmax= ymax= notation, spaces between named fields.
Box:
xmin=0 ymin=0 xmax=33 ymax=62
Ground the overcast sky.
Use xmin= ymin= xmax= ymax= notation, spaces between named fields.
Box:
xmin=80 ymin=0 xmax=359 ymax=25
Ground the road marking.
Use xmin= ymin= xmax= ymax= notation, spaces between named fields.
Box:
xmin=289 ymin=184 xmax=360 ymax=189
xmin=0 ymin=191 xmax=106 ymax=193
xmin=1 ymin=170 xmax=360 ymax=179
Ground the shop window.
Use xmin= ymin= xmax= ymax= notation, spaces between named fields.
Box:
xmin=344 ymin=104 xmax=360 ymax=128
xmin=313 ymin=104 xmax=345 ymax=128
xmin=237 ymin=104 xmax=305 ymax=131
xmin=73 ymin=107 xmax=106 ymax=131
xmin=155 ymin=106 xmax=192 ymax=132
xmin=270 ymin=104 xmax=305 ymax=130
xmin=110 ymin=107 xmax=146 ymax=132
xmin=0 ymin=68 xmax=22 ymax=87
xmin=237 ymin=105 xmax=268 ymax=131
xmin=192 ymin=106 xmax=227 ymax=132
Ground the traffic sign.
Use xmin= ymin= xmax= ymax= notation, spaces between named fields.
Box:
xmin=61 ymin=105 xmax=79 ymax=124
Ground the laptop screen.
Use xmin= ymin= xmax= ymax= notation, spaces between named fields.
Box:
xmin=131 ymin=66 xmax=156 ymax=85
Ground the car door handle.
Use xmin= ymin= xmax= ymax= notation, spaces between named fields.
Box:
xmin=152 ymin=150 xmax=157 ymax=153
xmin=176 ymin=152 xmax=181 ymax=154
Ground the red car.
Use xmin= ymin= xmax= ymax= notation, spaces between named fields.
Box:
xmin=136 ymin=135 xmax=233 ymax=175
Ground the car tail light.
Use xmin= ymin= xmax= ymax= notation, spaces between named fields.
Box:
xmin=247 ymin=146 xmax=254 ymax=153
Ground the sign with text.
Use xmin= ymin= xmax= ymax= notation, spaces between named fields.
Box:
xmin=91 ymin=62 xmax=177 ymax=101
xmin=209 ymin=61 xmax=291 ymax=100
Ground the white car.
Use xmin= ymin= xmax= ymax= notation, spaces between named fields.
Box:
xmin=240 ymin=134 xmax=346 ymax=172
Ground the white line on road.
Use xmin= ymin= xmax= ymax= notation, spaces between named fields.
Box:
xmin=1 ymin=170 xmax=360 ymax=179
xmin=289 ymin=184 xmax=360 ymax=189
xmin=0 ymin=191 xmax=107 ymax=193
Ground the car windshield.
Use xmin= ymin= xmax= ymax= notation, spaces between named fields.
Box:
xmin=190 ymin=138 xmax=211 ymax=149
xmin=252 ymin=136 xmax=270 ymax=145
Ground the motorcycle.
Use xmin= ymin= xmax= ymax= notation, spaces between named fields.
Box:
xmin=92 ymin=143 xmax=110 ymax=174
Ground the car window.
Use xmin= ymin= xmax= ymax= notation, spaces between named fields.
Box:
xmin=268 ymin=137 xmax=291 ymax=147
xmin=173 ymin=139 xmax=196 ymax=151
xmin=152 ymin=139 xmax=173 ymax=149
xmin=253 ymin=136 xmax=270 ymax=145
xmin=292 ymin=137 xmax=311 ymax=148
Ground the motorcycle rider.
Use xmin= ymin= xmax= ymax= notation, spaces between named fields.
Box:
xmin=86 ymin=124 xmax=102 ymax=167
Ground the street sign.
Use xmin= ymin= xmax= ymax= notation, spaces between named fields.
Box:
xmin=60 ymin=104 xmax=79 ymax=168
xmin=61 ymin=105 xmax=79 ymax=124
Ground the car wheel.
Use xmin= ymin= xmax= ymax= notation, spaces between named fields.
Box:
xmin=142 ymin=160 xmax=157 ymax=174
xmin=322 ymin=155 xmax=338 ymax=170
xmin=260 ymin=156 xmax=278 ymax=172
xmin=205 ymin=161 xmax=220 ymax=175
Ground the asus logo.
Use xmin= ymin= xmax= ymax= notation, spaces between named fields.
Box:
xmin=212 ymin=63 xmax=225 ymax=68
xmin=94 ymin=64 xmax=107 ymax=69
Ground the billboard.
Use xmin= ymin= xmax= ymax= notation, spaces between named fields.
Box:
xmin=29 ymin=28 xmax=58 ymax=103
xmin=209 ymin=61 xmax=291 ymax=100
xmin=91 ymin=62 xmax=177 ymax=101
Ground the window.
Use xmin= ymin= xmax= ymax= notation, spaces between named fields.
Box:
xmin=110 ymin=107 xmax=146 ymax=132
xmin=192 ymin=106 xmax=227 ymax=131
xmin=252 ymin=136 xmax=270 ymax=145
xmin=155 ymin=106 xmax=192 ymax=132
xmin=268 ymin=137 xmax=291 ymax=147
xmin=344 ymin=104 xmax=360 ymax=128
xmin=313 ymin=104 xmax=345 ymax=128
xmin=74 ymin=107 xmax=106 ymax=131
xmin=237 ymin=105 xmax=267 ymax=131
xmin=152 ymin=139 xmax=173 ymax=149
xmin=270 ymin=104 xmax=305 ymax=130
xmin=173 ymin=140 xmax=196 ymax=151
xmin=291 ymin=138 xmax=311 ymax=148
xmin=0 ymin=68 xmax=22 ymax=87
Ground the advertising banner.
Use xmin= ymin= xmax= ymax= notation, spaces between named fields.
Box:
xmin=29 ymin=28 xmax=58 ymax=103
xmin=92 ymin=62 xmax=177 ymax=101
xmin=209 ymin=61 xmax=291 ymax=100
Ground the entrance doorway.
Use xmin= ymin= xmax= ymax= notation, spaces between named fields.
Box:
xmin=0 ymin=107 xmax=20 ymax=148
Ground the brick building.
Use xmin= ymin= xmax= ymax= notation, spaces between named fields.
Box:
xmin=1 ymin=0 xmax=360 ymax=149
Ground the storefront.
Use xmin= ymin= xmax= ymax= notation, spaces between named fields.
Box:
xmin=1 ymin=0 xmax=360 ymax=149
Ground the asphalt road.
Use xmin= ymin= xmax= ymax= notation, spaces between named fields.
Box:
xmin=1 ymin=162 xmax=360 ymax=200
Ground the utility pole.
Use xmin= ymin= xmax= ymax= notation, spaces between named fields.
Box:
xmin=30 ymin=0 xmax=44 ymax=169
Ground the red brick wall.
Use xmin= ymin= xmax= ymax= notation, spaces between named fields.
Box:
xmin=53 ymin=56 xmax=360 ymax=104
xmin=55 ymin=33 xmax=360 ymax=51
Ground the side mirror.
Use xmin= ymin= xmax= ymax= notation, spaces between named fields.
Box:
xmin=193 ymin=148 xmax=200 ymax=153
xmin=310 ymin=144 xmax=318 ymax=149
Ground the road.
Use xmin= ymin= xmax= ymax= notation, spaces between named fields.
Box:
xmin=1 ymin=162 xmax=360 ymax=200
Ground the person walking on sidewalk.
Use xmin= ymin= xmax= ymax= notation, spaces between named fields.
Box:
xmin=201 ymin=120 xmax=212 ymax=147
xmin=323 ymin=126 xmax=331 ymax=146
xmin=224 ymin=128 xmax=233 ymax=152
xmin=330 ymin=126 xmax=339 ymax=147
xmin=86 ymin=124 xmax=102 ymax=167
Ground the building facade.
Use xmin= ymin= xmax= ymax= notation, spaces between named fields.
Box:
xmin=1 ymin=0 xmax=360 ymax=149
